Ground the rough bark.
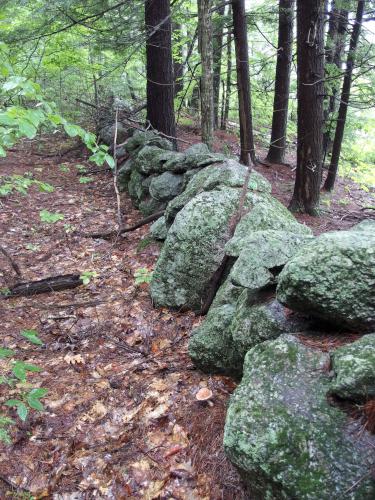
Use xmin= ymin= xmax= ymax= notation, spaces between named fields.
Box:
xmin=289 ymin=0 xmax=325 ymax=215
xmin=266 ymin=0 xmax=295 ymax=164
xmin=324 ymin=0 xmax=365 ymax=191
xmin=212 ymin=1 xmax=226 ymax=128
xmin=145 ymin=0 xmax=177 ymax=148
xmin=323 ymin=2 xmax=349 ymax=157
xmin=198 ymin=0 xmax=214 ymax=149
xmin=232 ymin=0 xmax=256 ymax=165
xmin=221 ymin=10 xmax=232 ymax=130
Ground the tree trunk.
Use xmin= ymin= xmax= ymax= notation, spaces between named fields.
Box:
xmin=266 ymin=0 xmax=295 ymax=164
xmin=221 ymin=11 xmax=232 ymax=130
xmin=289 ymin=0 xmax=325 ymax=215
xmin=324 ymin=0 xmax=365 ymax=191
xmin=198 ymin=0 xmax=214 ymax=148
xmin=145 ymin=0 xmax=177 ymax=147
xmin=232 ymin=0 xmax=256 ymax=165
xmin=323 ymin=2 xmax=349 ymax=157
xmin=212 ymin=1 xmax=226 ymax=129
xmin=173 ymin=23 xmax=184 ymax=96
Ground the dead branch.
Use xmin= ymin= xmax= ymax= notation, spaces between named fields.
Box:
xmin=0 ymin=245 xmax=22 ymax=276
xmin=5 ymin=274 xmax=84 ymax=298
xmin=82 ymin=210 xmax=165 ymax=239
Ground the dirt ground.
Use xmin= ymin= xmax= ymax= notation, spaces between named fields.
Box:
xmin=0 ymin=128 xmax=374 ymax=499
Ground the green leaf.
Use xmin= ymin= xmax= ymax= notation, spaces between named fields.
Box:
xmin=19 ymin=119 xmax=37 ymax=139
xmin=28 ymin=388 xmax=48 ymax=399
xmin=78 ymin=176 xmax=92 ymax=184
xmin=0 ymin=348 xmax=14 ymax=358
xmin=0 ymin=428 xmax=12 ymax=445
xmin=0 ymin=145 xmax=6 ymax=157
xmin=39 ymin=209 xmax=64 ymax=223
xmin=105 ymin=154 xmax=115 ymax=169
xmin=12 ymin=361 xmax=41 ymax=381
xmin=64 ymin=123 xmax=83 ymax=138
xmin=37 ymin=181 xmax=54 ymax=193
xmin=20 ymin=329 xmax=43 ymax=346
xmin=27 ymin=398 xmax=44 ymax=411
xmin=17 ymin=403 xmax=28 ymax=421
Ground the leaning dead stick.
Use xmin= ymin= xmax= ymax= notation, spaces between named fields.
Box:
xmin=0 ymin=245 xmax=22 ymax=277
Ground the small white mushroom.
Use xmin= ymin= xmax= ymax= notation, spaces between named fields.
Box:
xmin=195 ymin=387 xmax=213 ymax=402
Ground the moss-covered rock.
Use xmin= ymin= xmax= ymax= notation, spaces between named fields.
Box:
xmin=150 ymin=188 xmax=241 ymax=310
xmin=277 ymin=226 xmax=375 ymax=331
xmin=133 ymin=146 xmax=176 ymax=175
xmin=149 ymin=172 xmax=184 ymax=202
xmin=329 ymin=333 xmax=375 ymax=400
xmin=125 ymin=130 xmax=173 ymax=155
xmin=165 ymin=161 xmax=271 ymax=224
xmin=117 ymin=158 xmax=133 ymax=192
xmin=149 ymin=216 xmax=169 ymax=241
xmin=224 ymin=334 xmax=375 ymax=499
xmin=127 ymin=170 xmax=149 ymax=207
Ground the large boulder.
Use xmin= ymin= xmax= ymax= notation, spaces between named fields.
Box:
xmin=149 ymin=172 xmax=184 ymax=202
xmin=150 ymin=216 xmax=169 ymax=241
xmin=165 ymin=160 xmax=271 ymax=224
xmin=125 ymin=130 xmax=173 ymax=155
xmin=277 ymin=225 xmax=375 ymax=331
xmin=150 ymin=188 xmax=241 ymax=310
xmin=224 ymin=334 xmax=375 ymax=499
xmin=329 ymin=333 xmax=375 ymax=400
xmin=133 ymin=146 xmax=176 ymax=175
xmin=99 ymin=123 xmax=128 ymax=146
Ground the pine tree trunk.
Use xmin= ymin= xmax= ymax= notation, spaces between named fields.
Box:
xmin=324 ymin=0 xmax=365 ymax=191
xmin=145 ymin=0 xmax=177 ymax=147
xmin=289 ymin=0 xmax=325 ymax=215
xmin=212 ymin=1 xmax=226 ymax=129
xmin=198 ymin=0 xmax=214 ymax=148
xmin=323 ymin=2 xmax=349 ymax=157
xmin=221 ymin=10 xmax=232 ymax=130
xmin=232 ymin=0 xmax=256 ymax=165
xmin=266 ymin=0 xmax=294 ymax=164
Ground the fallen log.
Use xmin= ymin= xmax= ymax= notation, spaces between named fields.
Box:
xmin=6 ymin=274 xmax=84 ymax=298
xmin=83 ymin=210 xmax=165 ymax=239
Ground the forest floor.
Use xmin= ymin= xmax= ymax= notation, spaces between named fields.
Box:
xmin=0 ymin=127 xmax=374 ymax=500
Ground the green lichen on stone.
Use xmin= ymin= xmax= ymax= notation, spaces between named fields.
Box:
xmin=150 ymin=216 xmax=169 ymax=241
xmin=125 ymin=130 xmax=173 ymax=155
xmin=127 ymin=170 xmax=149 ymax=207
xmin=277 ymin=226 xmax=375 ymax=330
xmin=224 ymin=335 xmax=375 ymax=499
xmin=329 ymin=333 xmax=375 ymax=400
xmin=133 ymin=146 xmax=176 ymax=175
xmin=150 ymin=188 xmax=241 ymax=310
xmin=149 ymin=172 xmax=184 ymax=201
xmin=117 ymin=158 xmax=133 ymax=192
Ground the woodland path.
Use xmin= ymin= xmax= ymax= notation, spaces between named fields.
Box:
xmin=0 ymin=135 xmax=241 ymax=499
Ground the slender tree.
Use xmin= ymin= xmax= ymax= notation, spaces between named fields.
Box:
xmin=173 ymin=23 xmax=184 ymax=96
xmin=221 ymin=12 xmax=232 ymax=131
xmin=324 ymin=0 xmax=365 ymax=191
xmin=289 ymin=0 xmax=325 ymax=215
xmin=212 ymin=0 xmax=226 ymax=128
xmin=198 ymin=0 xmax=214 ymax=148
xmin=145 ymin=0 xmax=176 ymax=146
xmin=266 ymin=0 xmax=295 ymax=164
xmin=232 ymin=0 xmax=256 ymax=165
xmin=323 ymin=1 xmax=349 ymax=156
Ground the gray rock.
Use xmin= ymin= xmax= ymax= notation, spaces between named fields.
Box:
xmin=125 ymin=130 xmax=173 ymax=155
xmin=277 ymin=226 xmax=375 ymax=331
xmin=127 ymin=170 xmax=149 ymax=207
xmin=133 ymin=146 xmax=176 ymax=175
xmin=150 ymin=188 xmax=241 ymax=310
xmin=329 ymin=333 xmax=375 ymax=400
xmin=117 ymin=158 xmax=133 ymax=192
xmin=165 ymin=161 xmax=271 ymax=224
xmin=149 ymin=172 xmax=184 ymax=202
xmin=224 ymin=334 xmax=375 ymax=499
xmin=138 ymin=197 xmax=166 ymax=217
xmin=150 ymin=216 xmax=169 ymax=240
xmin=99 ymin=123 xmax=128 ymax=146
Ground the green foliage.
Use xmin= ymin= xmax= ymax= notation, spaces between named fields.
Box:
xmin=39 ymin=209 xmax=64 ymax=223
xmin=78 ymin=176 xmax=92 ymax=184
xmin=0 ymin=330 xmax=47 ymax=444
xmin=134 ymin=267 xmax=153 ymax=285
xmin=80 ymin=270 xmax=98 ymax=285
xmin=0 ymin=173 xmax=54 ymax=197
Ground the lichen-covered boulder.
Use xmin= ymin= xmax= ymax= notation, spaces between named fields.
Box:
xmin=138 ymin=197 xmax=166 ymax=217
xmin=149 ymin=172 xmax=184 ymax=202
xmin=329 ymin=333 xmax=375 ymax=400
xmin=127 ymin=170 xmax=149 ymax=207
xmin=133 ymin=146 xmax=177 ymax=175
xmin=125 ymin=130 xmax=173 ymax=155
xmin=150 ymin=188 xmax=241 ymax=310
xmin=224 ymin=335 xmax=375 ymax=499
xmin=150 ymin=216 xmax=169 ymax=241
xmin=99 ymin=123 xmax=128 ymax=146
xmin=277 ymin=226 xmax=375 ymax=331
xmin=165 ymin=161 xmax=271 ymax=224
xmin=162 ymin=143 xmax=226 ymax=174
xmin=117 ymin=158 xmax=133 ymax=192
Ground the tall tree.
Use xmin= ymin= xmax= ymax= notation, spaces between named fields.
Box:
xmin=145 ymin=0 xmax=176 ymax=146
xmin=266 ymin=0 xmax=295 ymax=164
xmin=232 ymin=0 xmax=256 ymax=165
xmin=198 ymin=0 xmax=214 ymax=148
xmin=212 ymin=0 xmax=226 ymax=128
xmin=324 ymin=0 xmax=365 ymax=191
xmin=323 ymin=1 xmax=349 ymax=157
xmin=221 ymin=8 xmax=232 ymax=130
xmin=289 ymin=0 xmax=325 ymax=215
xmin=173 ymin=22 xmax=184 ymax=96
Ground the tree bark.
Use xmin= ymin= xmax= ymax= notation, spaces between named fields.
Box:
xmin=323 ymin=2 xmax=349 ymax=157
xmin=221 ymin=10 xmax=232 ymax=130
xmin=232 ymin=0 xmax=256 ymax=165
xmin=198 ymin=0 xmax=214 ymax=149
xmin=289 ymin=0 xmax=325 ymax=215
xmin=145 ymin=0 xmax=177 ymax=148
xmin=212 ymin=0 xmax=226 ymax=129
xmin=173 ymin=23 xmax=184 ymax=96
xmin=266 ymin=0 xmax=295 ymax=164
xmin=324 ymin=0 xmax=365 ymax=191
